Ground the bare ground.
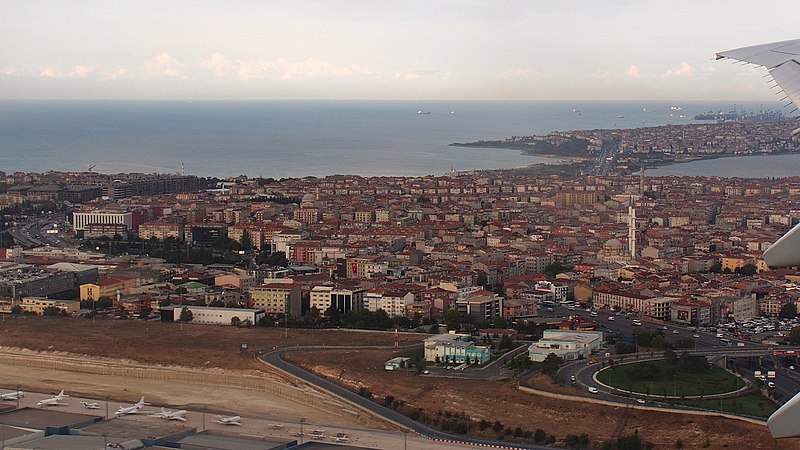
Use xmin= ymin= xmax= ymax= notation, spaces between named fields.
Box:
xmin=287 ymin=348 xmax=800 ymax=450
xmin=2 ymin=317 xmax=798 ymax=449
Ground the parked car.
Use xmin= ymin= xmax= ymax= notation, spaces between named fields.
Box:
xmin=588 ymin=387 xmax=599 ymax=394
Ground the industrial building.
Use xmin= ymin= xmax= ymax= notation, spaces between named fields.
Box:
xmin=423 ymin=333 xmax=491 ymax=365
xmin=161 ymin=305 xmax=266 ymax=326
xmin=528 ymin=330 xmax=604 ymax=362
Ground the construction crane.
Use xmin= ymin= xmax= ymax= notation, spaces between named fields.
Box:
xmin=87 ymin=164 xmax=96 ymax=173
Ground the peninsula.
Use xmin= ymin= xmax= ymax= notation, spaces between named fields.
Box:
xmin=450 ymin=118 xmax=800 ymax=175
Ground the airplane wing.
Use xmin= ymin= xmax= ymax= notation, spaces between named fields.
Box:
xmin=716 ymin=39 xmax=800 ymax=113
xmin=720 ymin=39 xmax=800 ymax=441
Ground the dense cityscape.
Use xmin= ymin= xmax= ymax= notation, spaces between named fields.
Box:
xmin=2 ymin=121 xmax=800 ymax=447
xmin=5 ymin=2 xmax=800 ymax=449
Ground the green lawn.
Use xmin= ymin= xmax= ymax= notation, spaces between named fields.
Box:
xmin=596 ymin=359 xmax=740 ymax=397
xmin=673 ymin=394 xmax=777 ymax=418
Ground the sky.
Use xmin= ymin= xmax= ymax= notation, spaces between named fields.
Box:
xmin=2 ymin=1 xmax=799 ymax=101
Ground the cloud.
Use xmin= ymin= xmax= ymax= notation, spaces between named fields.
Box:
xmin=2 ymin=66 xmax=21 ymax=76
xmin=199 ymin=52 xmax=234 ymax=77
xmin=103 ymin=68 xmax=130 ymax=80
xmin=665 ymin=62 xmax=694 ymax=77
xmin=593 ymin=64 xmax=642 ymax=81
xmin=40 ymin=67 xmax=57 ymax=78
xmin=501 ymin=68 xmax=539 ymax=79
xmin=265 ymin=57 xmax=380 ymax=81
xmin=144 ymin=52 xmax=185 ymax=79
xmin=71 ymin=65 xmax=92 ymax=77
xmin=197 ymin=54 xmax=382 ymax=81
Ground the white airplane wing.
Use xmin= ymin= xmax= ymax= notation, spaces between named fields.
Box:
xmin=719 ymin=39 xmax=800 ymax=441
xmin=716 ymin=39 xmax=800 ymax=112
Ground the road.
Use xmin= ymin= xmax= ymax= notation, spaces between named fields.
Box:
xmin=591 ymin=138 xmax=619 ymax=176
xmin=260 ymin=345 xmax=553 ymax=450
xmin=8 ymin=213 xmax=74 ymax=249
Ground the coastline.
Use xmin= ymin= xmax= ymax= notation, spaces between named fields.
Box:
xmin=451 ymin=141 xmax=800 ymax=176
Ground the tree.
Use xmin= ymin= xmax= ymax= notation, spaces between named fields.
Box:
xmin=499 ymin=334 xmax=514 ymax=350
xmin=541 ymin=353 xmax=563 ymax=377
xmin=444 ymin=308 xmax=461 ymax=331
xmin=240 ymin=230 xmax=252 ymax=251
xmin=325 ymin=305 xmax=341 ymax=324
xmin=304 ymin=306 xmax=321 ymax=325
xmin=179 ymin=306 xmax=193 ymax=322
xmin=96 ymin=296 xmax=114 ymax=309
xmin=230 ymin=316 xmax=241 ymax=327
xmin=10 ymin=305 xmax=21 ymax=315
xmin=735 ymin=263 xmax=757 ymax=276
xmin=42 ymin=306 xmax=63 ymax=316
xmin=779 ymin=302 xmax=798 ymax=320
xmin=788 ymin=326 xmax=800 ymax=345
xmin=476 ymin=273 xmax=488 ymax=288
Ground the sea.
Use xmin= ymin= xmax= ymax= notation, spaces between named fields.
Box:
xmin=0 ymin=100 xmax=797 ymax=179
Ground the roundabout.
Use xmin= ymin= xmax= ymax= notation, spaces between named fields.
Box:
xmin=594 ymin=355 xmax=745 ymax=399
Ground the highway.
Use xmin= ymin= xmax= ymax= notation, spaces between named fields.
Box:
xmin=260 ymin=345 xmax=553 ymax=450
xmin=7 ymin=213 xmax=74 ymax=249
xmin=591 ymin=138 xmax=619 ymax=176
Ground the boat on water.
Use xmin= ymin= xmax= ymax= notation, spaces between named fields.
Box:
xmin=617 ymin=114 xmax=624 ymax=119
xmin=417 ymin=110 xmax=430 ymax=115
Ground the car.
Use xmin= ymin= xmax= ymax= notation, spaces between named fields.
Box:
xmin=636 ymin=398 xmax=646 ymax=404
xmin=693 ymin=334 xmax=700 ymax=338
xmin=661 ymin=325 xmax=668 ymax=330
xmin=716 ymin=333 xmax=723 ymax=338
xmin=672 ymin=329 xmax=679 ymax=334
xmin=422 ymin=370 xmax=430 ymax=374
xmin=570 ymin=375 xmax=576 ymax=382
xmin=588 ymin=387 xmax=599 ymax=394
xmin=767 ymin=382 xmax=776 ymax=389
xmin=608 ymin=316 xmax=615 ymax=321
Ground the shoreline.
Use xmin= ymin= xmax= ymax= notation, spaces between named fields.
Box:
xmin=451 ymin=140 xmax=800 ymax=176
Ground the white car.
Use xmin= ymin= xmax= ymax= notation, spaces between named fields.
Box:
xmin=608 ymin=316 xmax=615 ymax=321
xmin=672 ymin=329 xmax=679 ymax=334
xmin=588 ymin=387 xmax=599 ymax=394
xmin=692 ymin=334 xmax=700 ymax=338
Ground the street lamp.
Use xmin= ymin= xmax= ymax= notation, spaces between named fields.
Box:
xmin=299 ymin=418 xmax=306 ymax=444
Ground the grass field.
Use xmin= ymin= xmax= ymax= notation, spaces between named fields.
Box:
xmin=673 ymin=394 xmax=777 ymax=418
xmin=596 ymin=359 xmax=740 ymax=397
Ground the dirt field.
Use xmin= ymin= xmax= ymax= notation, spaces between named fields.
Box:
xmin=287 ymin=348 xmax=800 ymax=450
xmin=1 ymin=317 xmax=798 ymax=449
xmin=0 ymin=316 xmax=424 ymax=371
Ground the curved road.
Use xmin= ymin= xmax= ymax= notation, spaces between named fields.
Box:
xmin=260 ymin=345 xmax=551 ymax=450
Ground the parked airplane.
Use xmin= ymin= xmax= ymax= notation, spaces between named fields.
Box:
xmin=37 ymin=390 xmax=68 ymax=407
xmin=213 ymin=415 xmax=243 ymax=426
xmin=81 ymin=401 xmax=101 ymax=410
xmin=149 ymin=407 xmax=187 ymax=422
xmin=0 ymin=391 xmax=24 ymax=401
xmin=115 ymin=397 xmax=150 ymax=416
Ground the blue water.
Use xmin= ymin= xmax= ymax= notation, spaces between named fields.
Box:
xmin=0 ymin=100 xmax=791 ymax=178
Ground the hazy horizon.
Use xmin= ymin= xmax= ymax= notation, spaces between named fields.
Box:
xmin=2 ymin=1 xmax=799 ymax=102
